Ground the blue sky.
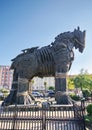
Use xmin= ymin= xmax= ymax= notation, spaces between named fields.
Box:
xmin=0 ymin=0 xmax=92 ymax=74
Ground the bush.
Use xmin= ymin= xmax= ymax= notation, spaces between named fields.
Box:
xmin=0 ymin=88 xmax=9 ymax=99
xmin=85 ymin=115 xmax=92 ymax=127
xmin=70 ymin=94 xmax=80 ymax=101
xmin=0 ymin=96 xmax=4 ymax=101
xmin=87 ymin=104 xmax=92 ymax=115
xmin=48 ymin=86 xmax=55 ymax=91
xmin=0 ymin=88 xmax=9 ymax=93
xmin=82 ymin=90 xmax=90 ymax=98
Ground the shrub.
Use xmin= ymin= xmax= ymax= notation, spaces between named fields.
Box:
xmin=82 ymin=90 xmax=90 ymax=98
xmin=0 ymin=88 xmax=9 ymax=93
xmin=0 ymin=96 xmax=4 ymax=101
xmin=70 ymin=94 xmax=80 ymax=101
xmin=87 ymin=104 xmax=92 ymax=115
xmin=0 ymin=88 xmax=9 ymax=99
xmin=48 ymin=86 xmax=55 ymax=91
xmin=85 ymin=115 xmax=92 ymax=125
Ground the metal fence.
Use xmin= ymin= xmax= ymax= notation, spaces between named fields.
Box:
xmin=0 ymin=102 xmax=86 ymax=130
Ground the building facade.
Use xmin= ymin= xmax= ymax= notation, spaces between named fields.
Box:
xmin=0 ymin=65 xmax=55 ymax=91
xmin=0 ymin=65 xmax=13 ymax=89
xmin=30 ymin=77 xmax=55 ymax=91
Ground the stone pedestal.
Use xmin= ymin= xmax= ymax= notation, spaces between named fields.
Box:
xmin=55 ymin=72 xmax=69 ymax=104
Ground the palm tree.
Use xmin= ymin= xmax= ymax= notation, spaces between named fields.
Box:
xmin=44 ymin=81 xmax=47 ymax=93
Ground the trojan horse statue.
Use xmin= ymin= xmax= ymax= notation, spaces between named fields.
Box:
xmin=2 ymin=27 xmax=86 ymax=105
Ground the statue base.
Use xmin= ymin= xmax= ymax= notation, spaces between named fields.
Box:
xmin=55 ymin=91 xmax=70 ymax=104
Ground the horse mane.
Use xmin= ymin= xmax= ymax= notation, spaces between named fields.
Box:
xmin=54 ymin=31 xmax=74 ymax=42
xmin=22 ymin=47 xmax=39 ymax=53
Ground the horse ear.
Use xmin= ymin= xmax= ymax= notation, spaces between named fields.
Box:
xmin=74 ymin=26 xmax=80 ymax=32
xmin=83 ymin=30 xmax=86 ymax=37
xmin=77 ymin=26 xmax=80 ymax=30
xmin=74 ymin=28 xmax=76 ymax=31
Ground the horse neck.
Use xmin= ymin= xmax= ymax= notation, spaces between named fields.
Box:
xmin=58 ymin=38 xmax=75 ymax=51
xmin=67 ymin=40 xmax=75 ymax=50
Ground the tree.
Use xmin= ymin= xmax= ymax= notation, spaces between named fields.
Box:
xmin=44 ymin=81 xmax=47 ymax=92
xmin=74 ymin=75 xmax=84 ymax=90
xmin=85 ymin=78 xmax=92 ymax=95
xmin=48 ymin=86 xmax=55 ymax=91
xmin=67 ymin=78 xmax=75 ymax=90
xmin=73 ymin=69 xmax=92 ymax=95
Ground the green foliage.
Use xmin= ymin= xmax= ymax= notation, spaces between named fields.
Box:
xmin=44 ymin=82 xmax=47 ymax=86
xmin=82 ymin=89 xmax=91 ymax=98
xmin=73 ymin=70 xmax=92 ymax=93
xmin=0 ymin=88 xmax=9 ymax=93
xmin=74 ymin=75 xmax=86 ymax=89
xmin=67 ymin=78 xmax=75 ymax=90
xmin=48 ymin=86 xmax=55 ymax=90
xmin=0 ymin=88 xmax=9 ymax=99
xmin=0 ymin=96 xmax=4 ymax=101
xmin=86 ymin=104 xmax=92 ymax=115
xmin=85 ymin=115 xmax=92 ymax=124
xmin=70 ymin=93 xmax=80 ymax=101
xmin=3 ymin=92 xmax=9 ymax=97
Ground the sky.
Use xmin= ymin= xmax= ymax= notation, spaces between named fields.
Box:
xmin=0 ymin=0 xmax=92 ymax=75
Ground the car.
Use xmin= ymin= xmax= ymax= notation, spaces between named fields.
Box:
xmin=31 ymin=92 xmax=43 ymax=98
xmin=47 ymin=90 xmax=55 ymax=98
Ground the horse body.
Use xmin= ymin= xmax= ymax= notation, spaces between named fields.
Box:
xmin=10 ymin=44 xmax=72 ymax=80
xmin=2 ymin=27 xmax=86 ymax=105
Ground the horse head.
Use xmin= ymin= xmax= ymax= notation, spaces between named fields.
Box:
xmin=73 ymin=27 xmax=86 ymax=53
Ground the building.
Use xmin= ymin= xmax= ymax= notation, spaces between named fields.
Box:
xmin=0 ymin=65 xmax=55 ymax=91
xmin=30 ymin=77 xmax=55 ymax=91
xmin=0 ymin=65 xmax=13 ymax=89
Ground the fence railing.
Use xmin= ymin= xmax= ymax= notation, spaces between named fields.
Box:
xmin=0 ymin=101 xmax=86 ymax=130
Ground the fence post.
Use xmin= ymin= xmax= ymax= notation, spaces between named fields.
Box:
xmin=42 ymin=102 xmax=46 ymax=130
xmin=73 ymin=101 xmax=76 ymax=118
xmin=12 ymin=105 xmax=17 ymax=130
xmin=81 ymin=98 xmax=85 ymax=115
xmin=42 ymin=102 xmax=50 ymax=130
xmin=81 ymin=99 xmax=86 ymax=130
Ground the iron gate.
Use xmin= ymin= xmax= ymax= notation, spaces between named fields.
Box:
xmin=0 ymin=103 xmax=86 ymax=130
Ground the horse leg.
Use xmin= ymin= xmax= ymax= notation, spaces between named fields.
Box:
xmin=16 ymin=78 xmax=29 ymax=104
xmin=55 ymin=65 xmax=70 ymax=104
xmin=2 ymin=70 xmax=18 ymax=106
